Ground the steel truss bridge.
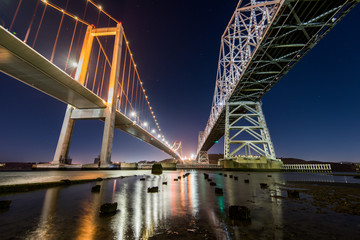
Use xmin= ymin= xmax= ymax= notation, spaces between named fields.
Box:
xmin=0 ymin=0 xmax=181 ymax=167
xmin=197 ymin=0 xmax=359 ymax=164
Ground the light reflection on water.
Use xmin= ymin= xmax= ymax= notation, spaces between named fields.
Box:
xmin=0 ymin=171 xmax=360 ymax=239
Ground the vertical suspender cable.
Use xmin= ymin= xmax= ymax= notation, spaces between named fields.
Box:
xmin=130 ymin=68 xmax=136 ymax=107
xmin=124 ymin=61 xmax=132 ymax=115
xmin=92 ymin=45 xmax=101 ymax=92
xmin=99 ymin=18 xmax=111 ymax=98
xmin=119 ymin=46 xmax=128 ymax=109
xmin=65 ymin=20 xmax=78 ymax=72
xmin=74 ymin=1 xmax=88 ymax=60
xmin=9 ymin=0 xmax=22 ymax=31
xmin=32 ymin=4 xmax=47 ymax=48
xmin=24 ymin=0 xmax=40 ymax=43
xmin=50 ymin=0 xmax=69 ymax=63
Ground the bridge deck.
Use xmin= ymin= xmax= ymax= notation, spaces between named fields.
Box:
xmin=201 ymin=0 xmax=359 ymax=152
xmin=0 ymin=26 xmax=178 ymax=158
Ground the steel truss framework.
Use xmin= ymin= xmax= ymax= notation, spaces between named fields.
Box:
xmin=197 ymin=131 xmax=209 ymax=164
xmin=224 ymin=101 xmax=276 ymax=160
xmin=197 ymin=0 xmax=359 ymax=156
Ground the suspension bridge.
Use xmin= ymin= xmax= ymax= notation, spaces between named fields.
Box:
xmin=0 ymin=0 xmax=181 ymax=168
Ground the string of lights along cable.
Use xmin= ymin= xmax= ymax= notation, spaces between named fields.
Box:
xmin=3 ymin=0 xmax=181 ymax=156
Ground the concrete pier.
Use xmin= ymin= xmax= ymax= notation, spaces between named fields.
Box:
xmin=219 ymin=156 xmax=283 ymax=171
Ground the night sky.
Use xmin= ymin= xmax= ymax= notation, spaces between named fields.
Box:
xmin=0 ymin=0 xmax=359 ymax=164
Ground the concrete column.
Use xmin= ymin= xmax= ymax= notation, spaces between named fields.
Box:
xmin=99 ymin=23 xmax=123 ymax=167
xmin=52 ymin=105 xmax=75 ymax=164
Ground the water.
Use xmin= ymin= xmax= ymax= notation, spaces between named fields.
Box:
xmin=0 ymin=171 xmax=360 ymax=239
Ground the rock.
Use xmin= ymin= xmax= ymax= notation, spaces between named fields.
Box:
xmin=224 ymin=174 xmax=227 ymax=177
xmin=139 ymin=178 xmax=146 ymax=181
xmin=234 ymin=176 xmax=238 ymax=180
xmin=215 ymin=187 xmax=223 ymax=195
xmin=260 ymin=183 xmax=268 ymax=189
xmin=100 ymin=202 xmax=117 ymax=214
xmin=244 ymin=179 xmax=249 ymax=183
xmin=147 ymin=186 xmax=159 ymax=193
xmin=174 ymin=178 xmax=178 ymax=181
xmin=91 ymin=185 xmax=101 ymax=192
xmin=210 ymin=182 xmax=216 ymax=186
xmin=229 ymin=175 xmax=233 ymax=178
xmin=247 ymin=173 xmax=251 ymax=175
xmin=162 ymin=182 xmax=167 ymax=185
xmin=287 ymin=190 xmax=300 ymax=199
xmin=151 ymin=163 xmax=163 ymax=174
xmin=229 ymin=205 xmax=251 ymax=220
xmin=61 ymin=179 xmax=71 ymax=185
xmin=0 ymin=200 xmax=11 ymax=209
xmin=96 ymin=177 xmax=103 ymax=181
xmin=267 ymin=175 xmax=272 ymax=177
xmin=219 ymin=173 xmax=223 ymax=175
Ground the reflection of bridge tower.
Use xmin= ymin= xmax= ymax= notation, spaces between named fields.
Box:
xmin=197 ymin=131 xmax=209 ymax=164
xmin=53 ymin=24 xmax=124 ymax=168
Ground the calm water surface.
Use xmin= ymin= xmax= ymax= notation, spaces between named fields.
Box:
xmin=0 ymin=170 xmax=360 ymax=239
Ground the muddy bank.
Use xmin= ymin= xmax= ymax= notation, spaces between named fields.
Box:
xmin=279 ymin=181 xmax=360 ymax=216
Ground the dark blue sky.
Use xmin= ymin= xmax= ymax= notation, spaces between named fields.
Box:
xmin=0 ymin=0 xmax=359 ymax=163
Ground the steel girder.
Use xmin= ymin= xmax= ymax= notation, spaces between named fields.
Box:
xmin=197 ymin=0 xmax=359 ymax=155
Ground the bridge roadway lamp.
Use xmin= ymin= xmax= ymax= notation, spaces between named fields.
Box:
xmin=130 ymin=111 xmax=136 ymax=118
xmin=151 ymin=129 xmax=156 ymax=134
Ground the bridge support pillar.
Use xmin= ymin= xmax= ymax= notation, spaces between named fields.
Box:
xmin=99 ymin=23 xmax=123 ymax=168
xmin=52 ymin=105 xmax=75 ymax=164
xmin=51 ymin=23 xmax=124 ymax=168
xmin=222 ymin=101 xmax=282 ymax=170
xmin=197 ymin=151 xmax=209 ymax=164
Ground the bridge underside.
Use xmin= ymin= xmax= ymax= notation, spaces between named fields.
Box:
xmin=200 ymin=0 xmax=359 ymax=152
xmin=0 ymin=26 xmax=179 ymax=159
